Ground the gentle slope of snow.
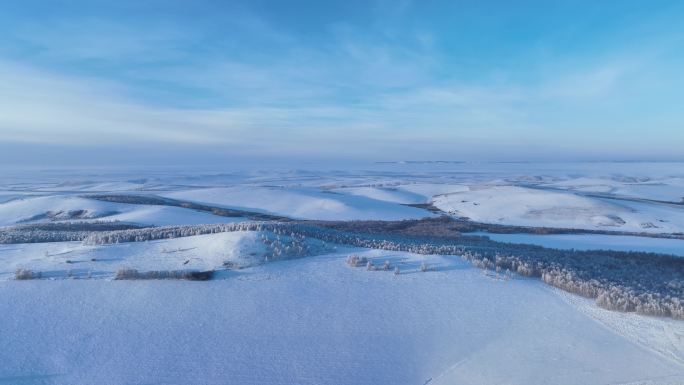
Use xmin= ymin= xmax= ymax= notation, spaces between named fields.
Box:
xmin=0 ymin=231 xmax=333 ymax=280
xmin=165 ymin=187 xmax=435 ymax=220
xmin=432 ymin=185 xmax=684 ymax=233
xmin=0 ymin=251 xmax=681 ymax=385
xmin=0 ymin=195 xmax=242 ymax=227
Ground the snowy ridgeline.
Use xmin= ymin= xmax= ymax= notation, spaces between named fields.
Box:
xmin=2 ymin=220 xmax=681 ymax=320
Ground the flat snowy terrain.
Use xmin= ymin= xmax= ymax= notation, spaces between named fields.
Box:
xmin=1 ymin=162 xmax=683 ymax=384
xmin=2 ymin=250 xmax=682 ymax=385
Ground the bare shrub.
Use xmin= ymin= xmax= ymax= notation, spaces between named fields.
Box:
xmin=15 ymin=269 xmax=41 ymax=280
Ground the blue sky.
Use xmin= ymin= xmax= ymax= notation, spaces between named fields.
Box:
xmin=0 ymin=0 xmax=683 ymax=166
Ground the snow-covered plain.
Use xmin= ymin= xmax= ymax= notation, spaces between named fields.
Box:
xmin=2 ymin=250 xmax=682 ymax=385
xmin=1 ymin=162 xmax=683 ymax=384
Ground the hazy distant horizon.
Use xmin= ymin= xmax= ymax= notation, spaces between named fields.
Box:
xmin=1 ymin=0 xmax=683 ymax=165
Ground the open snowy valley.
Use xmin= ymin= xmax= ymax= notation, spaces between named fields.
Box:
xmin=1 ymin=162 xmax=683 ymax=384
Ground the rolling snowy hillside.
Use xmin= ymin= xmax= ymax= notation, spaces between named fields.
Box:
xmin=1 ymin=163 xmax=683 ymax=385
xmin=432 ymin=185 xmax=684 ymax=233
xmin=164 ymin=186 xmax=436 ymax=221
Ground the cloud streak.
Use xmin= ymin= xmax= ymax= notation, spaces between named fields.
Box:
xmin=0 ymin=0 xmax=683 ymax=164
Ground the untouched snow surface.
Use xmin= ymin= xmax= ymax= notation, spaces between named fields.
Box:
xmin=1 ymin=251 xmax=682 ymax=385
xmin=164 ymin=187 xmax=435 ymax=220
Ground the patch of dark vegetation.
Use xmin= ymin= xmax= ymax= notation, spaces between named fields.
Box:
xmin=15 ymin=269 xmax=41 ymax=280
xmin=307 ymin=216 xmax=466 ymax=238
xmin=114 ymin=268 xmax=214 ymax=281
xmin=86 ymin=194 xmax=290 ymax=221
xmin=311 ymin=216 xmax=684 ymax=240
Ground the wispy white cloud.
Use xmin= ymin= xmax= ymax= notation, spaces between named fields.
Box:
xmin=1 ymin=1 xmax=683 ymax=162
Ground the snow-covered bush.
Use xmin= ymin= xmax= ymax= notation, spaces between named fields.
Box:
xmin=346 ymin=255 xmax=368 ymax=267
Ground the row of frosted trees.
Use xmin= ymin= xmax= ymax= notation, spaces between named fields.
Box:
xmin=1 ymin=220 xmax=681 ymax=319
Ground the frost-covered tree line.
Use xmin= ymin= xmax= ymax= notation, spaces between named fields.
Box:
xmin=1 ymin=218 xmax=681 ymax=319
xmin=0 ymin=222 xmax=144 ymax=244
xmin=115 ymin=268 xmax=213 ymax=281
xmin=82 ymin=222 xmax=269 ymax=245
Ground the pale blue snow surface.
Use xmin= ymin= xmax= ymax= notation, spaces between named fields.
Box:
xmin=1 ymin=251 xmax=682 ymax=385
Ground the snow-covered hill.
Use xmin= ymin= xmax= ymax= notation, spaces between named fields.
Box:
xmin=164 ymin=186 xmax=435 ymax=221
xmin=2 ymin=164 xmax=684 ymax=385
xmin=432 ymin=185 xmax=684 ymax=233
xmin=0 ymin=231 xmax=334 ymax=280
xmin=0 ymin=195 xmax=244 ymax=227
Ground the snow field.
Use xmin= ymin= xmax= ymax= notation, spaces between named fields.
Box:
xmin=0 ymin=250 xmax=681 ymax=385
